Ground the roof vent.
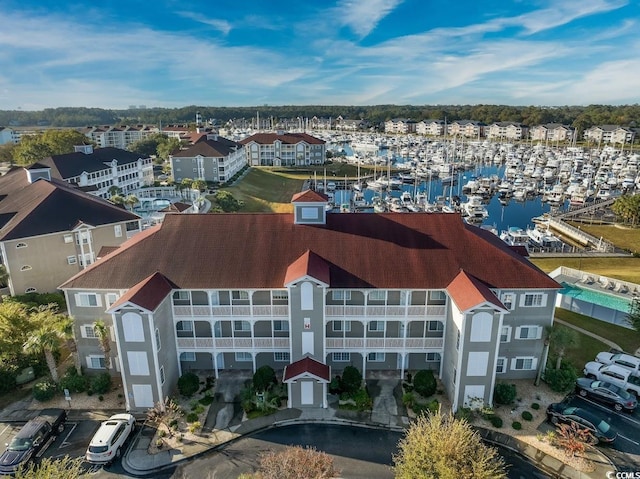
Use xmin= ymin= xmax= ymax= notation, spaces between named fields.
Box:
xmin=74 ymin=145 xmax=94 ymax=154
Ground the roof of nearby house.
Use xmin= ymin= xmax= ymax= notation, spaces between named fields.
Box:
xmin=283 ymin=356 xmax=330 ymax=382
xmin=0 ymin=168 xmax=139 ymax=241
xmin=446 ymin=270 xmax=507 ymax=312
xmin=171 ymin=137 xmax=241 ymax=158
xmin=39 ymin=147 xmax=146 ymax=179
xmin=291 ymin=190 xmax=328 ymax=203
xmin=107 ymin=272 xmax=177 ymax=312
xmin=159 ymin=202 xmax=191 ymax=213
xmin=238 ymin=132 xmax=325 ymax=145
xmin=60 ymin=211 xmax=559 ymax=292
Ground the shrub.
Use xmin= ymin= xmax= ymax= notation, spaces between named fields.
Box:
xmin=188 ymin=421 xmax=201 ymax=434
xmin=413 ymin=369 xmax=437 ymax=397
xmin=426 ymin=399 xmax=440 ymax=415
xmin=98 ymin=395 xmax=104 ymax=401
xmin=178 ymin=372 xmax=200 ymax=397
xmin=87 ymin=389 xmax=93 ymax=396
xmin=512 ymin=421 xmax=522 ymax=430
xmin=59 ymin=369 xmax=88 ymax=393
xmin=493 ymin=383 xmax=517 ymax=405
xmin=490 ymin=415 xmax=503 ymax=428
xmin=33 ymin=379 xmax=57 ymax=401
xmin=329 ymin=376 xmax=341 ymax=394
xmin=531 ymin=403 xmax=540 ymax=410
xmin=544 ymin=363 xmax=578 ymax=392
xmin=90 ymin=372 xmax=111 ymax=394
xmin=454 ymin=407 xmax=473 ymax=422
xmin=199 ymin=395 xmax=214 ymax=406
xmin=340 ymin=366 xmax=362 ymax=394
xmin=402 ymin=391 xmax=415 ymax=408
xmin=191 ymin=403 xmax=205 ymax=414
xmin=521 ymin=411 xmax=533 ymax=421
xmin=158 ymin=429 xmax=166 ymax=438
xmin=185 ymin=412 xmax=199 ymax=423
xmin=352 ymin=388 xmax=372 ymax=410
xmin=253 ymin=365 xmax=277 ymax=392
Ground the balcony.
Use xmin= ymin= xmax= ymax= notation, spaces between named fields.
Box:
xmin=325 ymin=305 xmax=445 ymax=318
xmin=176 ymin=337 xmax=290 ymax=350
xmin=326 ymin=337 xmax=443 ymax=350
xmin=173 ymin=305 xmax=289 ymax=317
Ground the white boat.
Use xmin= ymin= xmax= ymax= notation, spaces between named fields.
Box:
xmin=526 ymin=226 xmax=563 ymax=249
xmin=500 ymin=227 xmax=530 ymax=249
xmin=461 ymin=195 xmax=488 ymax=220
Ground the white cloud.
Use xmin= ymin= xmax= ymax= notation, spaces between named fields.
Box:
xmin=335 ymin=0 xmax=404 ymax=38
xmin=174 ymin=12 xmax=232 ymax=35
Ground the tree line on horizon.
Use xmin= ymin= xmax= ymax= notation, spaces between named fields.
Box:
xmin=1 ymin=104 xmax=639 ymax=132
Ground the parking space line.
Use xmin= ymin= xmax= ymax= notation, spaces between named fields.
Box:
xmin=0 ymin=424 xmax=13 ymax=436
xmin=577 ymin=396 xmax=640 ymax=425
xmin=59 ymin=422 xmax=78 ymax=449
xmin=618 ymin=434 xmax=640 ymax=446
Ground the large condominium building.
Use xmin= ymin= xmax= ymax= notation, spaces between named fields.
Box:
xmin=384 ymin=119 xmax=417 ymax=134
xmin=0 ymin=127 xmax=18 ymax=145
xmin=0 ymin=166 xmax=141 ymax=295
xmin=487 ymin=122 xmax=529 ymax=141
xmin=416 ymin=120 xmax=445 ymax=136
xmin=583 ymin=125 xmax=635 ymax=145
xmin=448 ymin=120 xmax=486 ymax=139
xmin=38 ymin=145 xmax=154 ymax=198
xmin=239 ymin=132 xmax=326 ymax=166
xmin=81 ymin=125 xmax=159 ymax=150
xmin=530 ymin=124 xmax=575 ymax=143
xmin=169 ymin=134 xmax=245 ymax=183
xmin=60 ymin=191 xmax=559 ymax=413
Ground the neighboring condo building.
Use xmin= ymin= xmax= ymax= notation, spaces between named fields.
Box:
xmin=169 ymin=134 xmax=245 ymax=183
xmin=583 ymin=125 xmax=635 ymax=145
xmin=530 ymin=124 xmax=576 ymax=143
xmin=81 ymin=125 xmax=159 ymax=150
xmin=61 ymin=191 xmax=559 ymax=413
xmin=0 ymin=127 xmax=18 ymax=145
xmin=38 ymin=145 xmax=154 ymax=198
xmin=239 ymin=132 xmax=326 ymax=166
xmin=0 ymin=166 xmax=141 ymax=295
xmin=487 ymin=122 xmax=529 ymax=141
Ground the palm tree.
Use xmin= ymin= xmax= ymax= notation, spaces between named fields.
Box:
xmin=58 ymin=316 xmax=82 ymax=375
xmin=110 ymin=194 xmax=125 ymax=207
xmin=124 ymin=194 xmax=139 ymax=211
xmin=93 ymin=320 xmax=112 ymax=370
xmin=549 ymin=326 xmax=578 ymax=370
xmin=24 ymin=326 xmax=63 ymax=383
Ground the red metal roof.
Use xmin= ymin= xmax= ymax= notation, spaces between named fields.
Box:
xmin=60 ymin=213 xmax=560 ymax=291
xmin=446 ymin=270 xmax=507 ymax=312
xmin=107 ymin=272 xmax=176 ymax=312
xmin=284 ymin=250 xmax=330 ymax=286
xmin=283 ymin=356 xmax=330 ymax=382
xmin=291 ymin=190 xmax=329 ymax=203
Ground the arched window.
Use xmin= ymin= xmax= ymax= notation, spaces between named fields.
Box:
xmin=20 ymin=265 xmax=32 ymax=271
xmin=25 ymin=287 xmax=37 ymax=293
xmin=16 ymin=243 xmax=27 ymax=248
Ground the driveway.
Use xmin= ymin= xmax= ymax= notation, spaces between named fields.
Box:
xmin=203 ymin=372 xmax=250 ymax=433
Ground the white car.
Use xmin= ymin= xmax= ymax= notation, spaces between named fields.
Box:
xmin=85 ymin=413 xmax=136 ymax=465
xmin=595 ymin=351 xmax=640 ymax=377
xmin=584 ymin=361 xmax=640 ymax=398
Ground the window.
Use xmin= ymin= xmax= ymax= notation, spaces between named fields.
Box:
xmin=512 ymin=357 xmax=537 ymax=370
xmin=496 ymin=357 xmax=506 ymax=373
xmin=63 ymin=234 xmax=73 ymax=244
xmin=235 ymin=352 xmax=252 ymax=362
xmin=429 ymin=290 xmax=446 ymax=301
xmin=274 ymin=352 xmax=290 ymax=362
xmin=273 ymin=320 xmax=289 ymax=332
xmin=368 ymin=290 xmax=386 ymax=302
xmin=25 ymin=287 xmax=37 ymax=293
xmin=155 ymin=328 xmax=161 ymax=351
xmin=75 ymin=293 xmax=101 ymax=307
xmin=86 ymin=355 xmax=105 ymax=369
xmin=368 ymin=321 xmax=383 ymax=332
xmin=67 ymin=256 xmax=77 ymax=265
xmin=176 ymin=321 xmax=193 ymax=332
xmin=500 ymin=326 xmax=512 ymax=343
xmin=521 ymin=293 xmax=547 ymax=308
xmin=160 ymin=366 xmax=165 ymax=385
xmin=105 ymin=293 xmax=119 ymax=308
xmin=332 ymin=320 xmax=352 ymax=332
xmin=426 ymin=352 xmax=441 ymax=361
xmin=180 ymin=352 xmax=196 ymax=362
xmin=301 ymin=207 xmax=319 ymax=219
xmin=122 ymin=312 xmax=144 ymax=342
xmin=428 ymin=321 xmax=444 ymax=332
xmin=234 ymin=320 xmax=250 ymax=332
xmin=332 ymin=352 xmax=350 ymax=362
xmin=174 ymin=291 xmax=190 ymax=301
xmin=332 ymin=290 xmax=351 ymax=301
xmin=456 ymin=330 xmax=460 ymax=350
xmin=367 ymin=352 xmax=385 ymax=362
xmin=232 ymin=291 xmax=249 ymax=301
xmin=516 ymin=326 xmax=542 ymax=340
xmin=75 ymin=231 xmax=90 ymax=245
xmin=272 ymin=291 xmax=288 ymax=301
xmin=15 ymin=242 xmax=27 ymax=248
xmin=501 ymin=292 xmax=515 ymax=310
xmin=114 ymin=225 xmax=122 ymax=237
xmin=20 ymin=265 xmax=32 ymax=271
xmin=81 ymin=325 xmax=96 ymax=339
xmin=470 ymin=313 xmax=492 ymax=342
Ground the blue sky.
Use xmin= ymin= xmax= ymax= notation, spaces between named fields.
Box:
xmin=0 ymin=0 xmax=638 ymax=109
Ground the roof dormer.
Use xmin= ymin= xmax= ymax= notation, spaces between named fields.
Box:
xmin=291 ymin=190 xmax=329 ymax=225
xmin=25 ymin=163 xmax=51 ymax=183
xmin=74 ymin=145 xmax=94 ymax=154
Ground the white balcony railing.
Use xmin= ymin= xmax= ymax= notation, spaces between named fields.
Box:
xmin=325 ymin=305 xmax=445 ymax=318
xmin=173 ymin=305 xmax=289 ymax=317
xmin=325 ymin=337 xmax=443 ymax=350
xmin=177 ymin=337 xmax=290 ymax=350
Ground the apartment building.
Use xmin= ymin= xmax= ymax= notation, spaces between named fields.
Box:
xmin=384 ymin=119 xmax=417 ymax=134
xmin=38 ymin=145 xmax=154 ymax=198
xmin=81 ymin=125 xmax=159 ymax=150
xmin=530 ymin=124 xmax=575 ymax=142
xmin=239 ymin=132 xmax=326 ymax=166
xmin=583 ymin=125 xmax=635 ymax=145
xmin=416 ymin=120 xmax=445 ymax=136
xmin=0 ymin=127 xmax=18 ymax=145
xmin=169 ymin=134 xmax=245 ymax=183
xmin=60 ymin=191 xmax=559 ymax=413
xmin=487 ymin=122 xmax=529 ymax=141
xmin=0 ymin=166 xmax=141 ymax=295
xmin=448 ymin=120 xmax=486 ymax=138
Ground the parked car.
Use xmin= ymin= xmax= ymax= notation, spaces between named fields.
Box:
xmin=0 ymin=409 xmax=67 ymax=475
xmin=596 ymin=351 xmax=640 ymax=377
xmin=575 ymin=377 xmax=638 ymax=412
xmin=546 ymin=402 xmax=617 ymax=444
xmin=584 ymin=361 xmax=640 ymax=397
xmin=85 ymin=413 xmax=136 ymax=465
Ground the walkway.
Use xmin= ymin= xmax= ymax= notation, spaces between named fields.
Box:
xmin=554 ymin=317 xmax=622 ymax=351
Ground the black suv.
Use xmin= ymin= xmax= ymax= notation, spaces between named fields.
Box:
xmin=0 ymin=409 xmax=67 ymax=475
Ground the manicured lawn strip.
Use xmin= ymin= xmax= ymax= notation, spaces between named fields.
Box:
xmin=567 ymin=223 xmax=640 ymax=253
xmin=555 ymin=308 xmax=640 ymax=355
xmin=220 ymin=168 xmax=303 ymax=212
xmin=531 ymin=257 xmax=640 ymax=284
xmin=549 ymin=323 xmax=609 ymax=372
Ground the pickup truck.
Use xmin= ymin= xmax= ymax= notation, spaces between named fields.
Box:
xmin=584 ymin=361 xmax=640 ymax=397
xmin=0 ymin=408 xmax=67 ymax=475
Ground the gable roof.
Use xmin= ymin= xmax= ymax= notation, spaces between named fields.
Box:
xmin=283 ymin=356 xmax=330 ymax=382
xmin=39 ymin=147 xmax=145 ymax=179
xmin=291 ymin=190 xmax=329 ymax=203
xmin=239 ymin=132 xmax=325 ymax=146
xmin=284 ymin=250 xmax=330 ymax=286
xmin=60 ymin=212 xmax=560 ymax=292
xmin=446 ymin=270 xmax=507 ymax=312
xmin=107 ymin=272 xmax=177 ymax=313
xmin=0 ymin=169 xmax=139 ymax=241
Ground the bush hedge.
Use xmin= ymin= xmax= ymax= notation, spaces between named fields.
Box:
xmin=33 ymin=379 xmax=57 ymax=401
xmin=494 ymin=383 xmax=517 ymax=405
xmin=253 ymin=366 xmax=277 ymax=392
xmin=185 ymin=412 xmax=199 ymax=423
xmin=90 ymin=372 xmax=111 ymax=395
xmin=490 ymin=415 xmax=503 ymax=428
xmin=512 ymin=421 xmax=522 ymax=430
xmin=340 ymin=366 xmax=362 ymax=394
xmin=521 ymin=411 xmax=533 ymax=421
xmin=59 ymin=368 xmax=88 ymax=393
xmin=178 ymin=372 xmax=200 ymax=397
xmin=413 ymin=369 xmax=437 ymax=397
xmin=544 ymin=363 xmax=578 ymax=392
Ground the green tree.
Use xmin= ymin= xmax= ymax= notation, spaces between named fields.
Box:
xmin=110 ymin=194 xmax=125 ymax=207
xmin=548 ymin=325 xmax=578 ymax=370
xmin=13 ymin=130 xmax=91 ymax=165
xmin=192 ymin=179 xmax=207 ymax=192
xmin=156 ymin=137 xmax=183 ymax=161
xmin=253 ymin=365 xmax=277 ymax=392
xmin=15 ymin=455 xmax=87 ymax=479
xmin=0 ymin=142 xmax=17 ymax=164
xmin=393 ymin=412 xmax=507 ymax=479
xmin=124 ymin=194 xmax=139 ymax=211
xmin=612 ymin=194 xmax=640 ymax=226
xmin=213 ymin=190 xmax=243 ymax=212
xmin=627 ymin=297 xmax=640 ymax=331
xmin=128 ymin=132 xmax=169 ymax=157
xmin=93 ymin=320 xmax=111 ymax=370
xmin=24 ymin=325 xmax=63 ymax=383
xmin=0 ymin=301 xmax=35 ymax=359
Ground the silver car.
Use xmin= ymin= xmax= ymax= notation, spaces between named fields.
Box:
xmin=575 ymin=377 xmax=638 ymax=412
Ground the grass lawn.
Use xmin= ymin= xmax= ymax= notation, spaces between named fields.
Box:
xmin=530 ymin=256 xmax=640 ymax=284
xmin=568 ymin=223 xmax=640 ymax=253
xmin=549 ymin=323 xmax=608 ymax=372
xmin=555 ymin=308 xmax=640 ymax=354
